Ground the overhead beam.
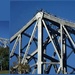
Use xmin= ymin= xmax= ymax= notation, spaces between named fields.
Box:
xmin=10 ymin=11 xmax=75 ymax=42
xmin=43 ymin=12 xmax=75 ymax=28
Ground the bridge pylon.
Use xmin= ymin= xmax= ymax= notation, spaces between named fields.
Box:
xmin=10 ymin=11 xmax=75 ymax=74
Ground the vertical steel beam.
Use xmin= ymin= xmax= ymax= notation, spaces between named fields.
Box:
xmin=60 ymin=24 xmax=67 ymax=74
xmin=63 ymin=37 xmax=67 ymax=74
xmin=60 ymin=24 xmax=63 ymax=73
xmin=19 ymin=34 xmax=22 ymax=64
xmin=43 ymin=47 xmax=46 ymax=73
xmin=37 ymin=12 xmax=43 ymax=74
xmin=18 ymin=34 xmax=22 ymax=74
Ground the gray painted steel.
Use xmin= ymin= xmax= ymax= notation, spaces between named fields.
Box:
xmin=10 ymin=11 xmax=75 ymax=74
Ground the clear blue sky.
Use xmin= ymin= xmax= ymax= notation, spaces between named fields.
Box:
xmin=0 ymin=0 xmax=9 ymax=21
xmin=0 ymin=0 xmax=9 ymax=39
xmin=10 ymin=1 xmax=75 ymax=74
xmin=0 ymin=21 xmax=9 ymax=39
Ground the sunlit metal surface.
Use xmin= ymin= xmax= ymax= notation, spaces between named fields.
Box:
xmin=10 ymin=11 xmax=75 ymax=74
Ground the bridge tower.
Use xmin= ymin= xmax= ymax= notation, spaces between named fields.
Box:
xmin=10 ymin=11 xmax=75 ymax=74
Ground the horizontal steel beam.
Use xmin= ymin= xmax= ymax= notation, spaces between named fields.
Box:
xmin=23 ymin=32 xmax=37 ymax=41
xmin=43 ymin=12 xmax=75 ymax=28
xmin=43 ymin=62 xmax=60 ymax=64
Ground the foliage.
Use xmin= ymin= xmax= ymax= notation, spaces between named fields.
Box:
xmin=0 ymin=46 xmax=9 ymax=70
xmin=10 ymin=62 xmax=31 ymax=74
xmin=18 ymin=63 xmax=31 ymax=74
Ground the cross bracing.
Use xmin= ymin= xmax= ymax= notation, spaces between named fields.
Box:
xmin=0 ymin=37 xmax=9 ymax=48
xmin=10 ymin=11 xmax=75 ymax=74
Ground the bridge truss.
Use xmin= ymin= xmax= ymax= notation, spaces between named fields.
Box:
xmin=0 ymin=37 xmax=9 ymax=48
xmin=10 ymin=11 xmax=75 ymax=74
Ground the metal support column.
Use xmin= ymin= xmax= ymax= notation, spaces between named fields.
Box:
xmin=60 ymin=24 xmax=67 ymax=74
xmin=37 ymin=12 xmax=43 ymax=74
xmin=62 ymin=26 xmax=67 ymax=74
xmin=19 ymin=34 xmax=22 ymax=64
xmin=63 ymin=36 xmax=67 ymax=74
xmin=18 ymin=34 xmax=22 ymax=74
xmin=43 ymin=47 xmax=46 ymax=73
xmin=60 ymin=24 xmax=64 ymax=73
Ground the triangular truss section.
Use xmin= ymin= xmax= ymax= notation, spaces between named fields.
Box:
xmin=10 ymin=11 xmax=75 ymax=74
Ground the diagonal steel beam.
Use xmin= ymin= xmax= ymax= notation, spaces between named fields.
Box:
xmin=23 ymin=32 xmax=37 ymax=41
xmin=43 ymin=54 xmax=59 ymax=62
xmin=42 ymin=19 xmax=60 ymax=59
xmin=63 ymin=25 xmax=75 ymax=49
xmin=10 ymin=16 xmax=36 ymax=42
xmin=21 ymin=21 xmax=37 ymax=64
xmin=10 ymin=35 xmax=20 ymax=57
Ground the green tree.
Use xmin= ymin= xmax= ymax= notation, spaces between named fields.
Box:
xmin=0 ymin=46 xmax=9 ymax=70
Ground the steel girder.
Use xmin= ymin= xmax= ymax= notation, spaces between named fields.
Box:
xmin=0 ymin=37 xmax=9 ymax=48
xmin=10 ymin=11 xmax=75 ymax=74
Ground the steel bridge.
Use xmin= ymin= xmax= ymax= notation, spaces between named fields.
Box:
xmin=10 ymin=11 xmax=75 ymax=74
xmin=0 ymin=37 xmax=9 ymax=48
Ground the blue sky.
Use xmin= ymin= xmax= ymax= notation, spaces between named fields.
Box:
xmin=0 ymin=0 xmax=9 ymax=39
xmin=0 ymin=21 xmax=9 ymax=39
xmin=0 ymin=0 xmax=10 ymax=21
xmin=10 ymin=1 xmax=75 ymax=74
